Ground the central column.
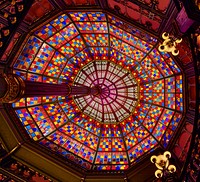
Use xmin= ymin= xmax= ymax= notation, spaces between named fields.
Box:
xmin=71 ymin=85 xmax=101 ymax=96
xmin=25 ymin=81 xmax=101 ymax=97
xmin=0 ymin=74 xmax=101 ymax=103
xmin=24 ymin=80 xmax=71 ymax=97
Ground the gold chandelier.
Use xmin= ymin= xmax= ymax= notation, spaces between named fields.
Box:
xmin=150 ymin=151 xmax=176 ymax=178
xmin=158 ymin=32 xmax=182 ymax=56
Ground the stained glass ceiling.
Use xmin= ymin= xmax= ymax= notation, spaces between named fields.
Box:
xmin=12 ymin=11 xmax=183 ymax=171
xmin=74 ymin=60 xmax=139 ymax=123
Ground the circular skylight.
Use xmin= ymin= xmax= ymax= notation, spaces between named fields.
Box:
xmin=74 ymin=60 xmax=139 ymax=123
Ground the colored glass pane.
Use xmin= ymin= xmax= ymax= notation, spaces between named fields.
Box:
xmin=46 ymin=33 xmax=67 ymax=49
xmin=14 ymin=36 xmax=42 ymax=70
xmin=27 ymin=97 xmax=42 ymax=106
xmin=50 ymin=14 xmax=71 ymax=30
xmin=27 ymin=73 xmax=42 ymax=82
xmin=60 ymin=23 xmax=79 ymax=41
xmin=13 ymin=70 xmax=26 ymax=80
xmin=87 ymin=12 xmax=106 ymax=21
xmin=35 ymin=24 xmax=56 ymax=40
xmin=42 ymin=76 xmax=58 ymax=84
xmin=15 ymin=108 xmax=33 ymax=126
xmin=29 ymin=43 xmax=55 ymax=74
xmin=37 ymin=118 xmax=55 ymax=136
xmin=12 ymin=98 xmax=25 ymax=108
xmin=25 ymin=124 xmax=43 ymax=141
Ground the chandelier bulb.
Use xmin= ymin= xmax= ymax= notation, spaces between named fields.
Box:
xmin=168 ymin=165 xmax=176 ymax=173
xmin=164 ymin=151 xmax=171 ymax=159
xmin=150 ymin=155 xmax=157 ymax=163
xmin=155 ymin=169 xmax=163 ymax=178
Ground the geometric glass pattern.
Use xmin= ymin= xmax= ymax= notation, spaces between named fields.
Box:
xmin=74 ymin=60 xmax=139 ymax=123
xmin=12 ymin=11 xmax=184 ymax=171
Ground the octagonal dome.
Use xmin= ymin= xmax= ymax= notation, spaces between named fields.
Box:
xmin=12 ymin=11 xmax=184 ymax=171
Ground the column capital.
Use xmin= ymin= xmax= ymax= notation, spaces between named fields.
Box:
xmin=0 ymin=74 xmax=25 ymax=103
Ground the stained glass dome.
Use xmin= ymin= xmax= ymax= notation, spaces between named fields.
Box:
xmin=12 ymin=11 xmax=183 ymax=171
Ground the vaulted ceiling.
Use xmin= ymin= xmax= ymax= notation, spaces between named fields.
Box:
xmin=0 ymin=0 xmax=199 ymax=182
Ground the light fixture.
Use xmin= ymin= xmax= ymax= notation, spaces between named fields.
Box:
xmin=158 ymin=32 xmax=182 ymax=56
xmin=195 ymin=0 xmax=200 ymax=10
xmin=150 ymin=151 xmax=176 ymax=179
